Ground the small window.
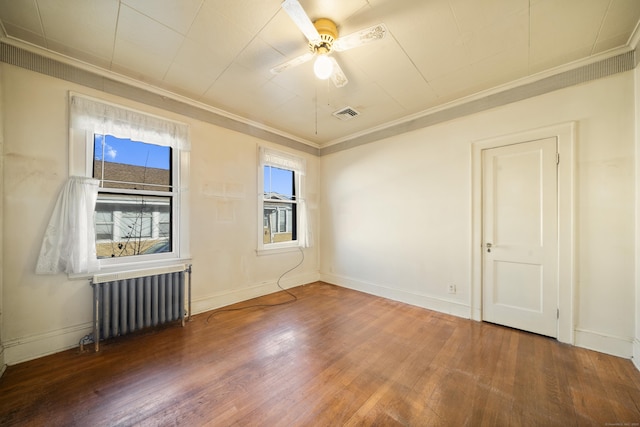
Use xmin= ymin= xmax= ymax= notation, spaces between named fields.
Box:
xmin=93 ymin=134 xmax=173 ymax=259
xmin=258 ymin=147 xmax=307 ymax=252
xmin=263 ymin=165 xmax=297 ymax=244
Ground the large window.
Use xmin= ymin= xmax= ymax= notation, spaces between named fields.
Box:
xmin=69 ymin=94 xmax=190 ymax=269
xmin=258 ymin=147 xmax=309 ymax=251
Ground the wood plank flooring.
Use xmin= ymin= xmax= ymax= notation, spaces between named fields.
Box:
xmin=1 ymin=282 xmax=639 ymax=426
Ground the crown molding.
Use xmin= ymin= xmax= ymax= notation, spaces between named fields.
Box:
xmin=322 ymin=45 xmax=634 ymax=150
xmin=629 ymin=18 xmax=640 ymax=54
xmin=1 ymin=34 xmax=636 ymax=158
xmin=0 ymin=37 xmax=320 ymax=156
xmin=321 ymin=46 xmax=636 ymax=156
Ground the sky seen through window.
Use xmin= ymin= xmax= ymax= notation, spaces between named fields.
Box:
xmin=94 ymin=134 xmax=170 ymax=170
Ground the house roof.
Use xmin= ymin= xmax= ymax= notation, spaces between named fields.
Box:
xmin=94 ymin=160 xmax=170 ymax=192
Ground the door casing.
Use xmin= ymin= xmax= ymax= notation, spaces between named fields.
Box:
xmin=471 ymin=122 xmax=576 ymax=344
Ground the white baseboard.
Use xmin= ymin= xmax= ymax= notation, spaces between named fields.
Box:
xmin=574 ymin=328 xmax=634 ymax=359
xmin=7 ymin=272 xmax=635 ymax=371
xmin=320 ymin=273 xmax=471 ymax=319
xmin=321 ymin=274 xmax=640 ymax=369
xmin=190 ymin=271 xmax=319 ymax=316
xmin=4 ymin=272 xmax=320 ymax=366
xmin=4 ymin=322 xmax=93 ymax=365
xmin=0 ymin=345 xmax=5 ymax=378
xmin=633 ymin=338 xmax=640 ymax=371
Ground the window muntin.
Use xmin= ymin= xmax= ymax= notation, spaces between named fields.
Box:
xmin=93 ymin=134 xmax=173 ymax=259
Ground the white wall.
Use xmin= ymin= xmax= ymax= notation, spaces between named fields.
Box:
xmin=1 ymin=63 xmax=320 ymax=365
xmin=320 ymin=71 xmax=637 ymax=358
xmin=0 ymin=64 xmax=5 ymax=376
xmin=635 ymin=63 xmax=640 ymax=370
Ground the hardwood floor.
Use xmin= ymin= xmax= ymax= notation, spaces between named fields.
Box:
xmin=1 ymin=282 xmax=639 ymax=426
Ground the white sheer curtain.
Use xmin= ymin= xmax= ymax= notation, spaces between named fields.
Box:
xmin=69 ymin=94 xmax=190 ymax=151
xmin=297 ymin=194 xmax=311 ymax=249
xmin=36 ymin=176 xmax=100 ymax=275
xmin=260 ymin=147 xmax=311 ymax=248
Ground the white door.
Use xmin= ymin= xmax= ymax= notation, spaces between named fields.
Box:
xmin=482 ymin=137 xmax=558 ymax=337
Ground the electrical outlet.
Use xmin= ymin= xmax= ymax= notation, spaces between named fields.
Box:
xmin=448 ymin=284 xmax=456 ymax=294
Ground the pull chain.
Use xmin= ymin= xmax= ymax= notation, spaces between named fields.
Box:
xmin=315 ymin=83 xmax=318 ymax=135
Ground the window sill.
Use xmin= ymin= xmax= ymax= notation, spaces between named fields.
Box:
xmin=256 ymin=245 xmax=302 ymax=256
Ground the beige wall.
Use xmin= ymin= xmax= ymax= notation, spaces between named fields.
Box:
xmin=0 ymin=64 xmax=4 ymax=375
xmin=320 ymin=71 xmax=636 ymax=358
xmin=1 ymin=63 xmax=320 ymax=364
xmin=635 ymin=63 xmax=640 ymax=370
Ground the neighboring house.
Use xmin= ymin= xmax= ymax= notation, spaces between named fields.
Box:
xmin=93 ymin=160 xmax=171 ymax=258
xmin=263 ymin=192 xmax=294 ymax=244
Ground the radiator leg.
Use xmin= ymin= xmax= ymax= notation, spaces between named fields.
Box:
xmin=179 ymin=271 xmax=185 ymax=327
xmin=187 ymin=264 xmax=192 ymax=323
xmin=93 ymin=282 xmax=100 ymax=352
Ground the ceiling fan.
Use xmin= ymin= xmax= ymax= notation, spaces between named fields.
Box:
xmin=271 ymin=0 xmax=387 ymax=88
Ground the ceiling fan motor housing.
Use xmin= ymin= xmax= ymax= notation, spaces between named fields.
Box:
xmin=310 ymin=18 xmax=337 ymax=54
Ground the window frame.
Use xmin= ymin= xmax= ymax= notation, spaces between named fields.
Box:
xmin=257 ymin=147 xmax=306 ymax=254
xmin=69 ymin=93 xmax=190 ymax=273
xmin=87 ymin=133 xmax=181 ymax=267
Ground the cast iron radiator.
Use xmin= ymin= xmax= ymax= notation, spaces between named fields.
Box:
xmin=86 ymin=264 xmax=191 ymax=352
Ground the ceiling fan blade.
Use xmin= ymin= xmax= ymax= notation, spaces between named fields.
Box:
xmin=281 ymin=0 xmax=321 ymax=45
xmin=333 ymin=23 xmax=388 ymax=52
xmin=270 ymin=51 xmax=315 ymax=75
xmin=329 ymin=57 xmax=348 ymax=88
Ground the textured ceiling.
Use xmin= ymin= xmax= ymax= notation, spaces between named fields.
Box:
xmin=0 ymin=0 xmax=639 ymax=148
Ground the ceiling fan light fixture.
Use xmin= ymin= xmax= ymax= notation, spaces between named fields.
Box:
xmin=273 ymin=0 xmax=387 ymax=88
xmin=314 ymin=55 xmax=333 ymax=80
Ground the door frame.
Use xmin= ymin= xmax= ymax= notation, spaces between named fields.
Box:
xmin=471 ymin=122 xmax=576 ymax=344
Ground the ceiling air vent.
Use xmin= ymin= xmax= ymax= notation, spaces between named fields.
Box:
xmin=333 ymin=106 xmax=360 ymax=121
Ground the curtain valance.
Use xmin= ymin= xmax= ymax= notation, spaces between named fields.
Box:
xmin=70 ymin=95 xmax=190 ymax=151
xmin=260 ymin=147 xmax=306 ymax=176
